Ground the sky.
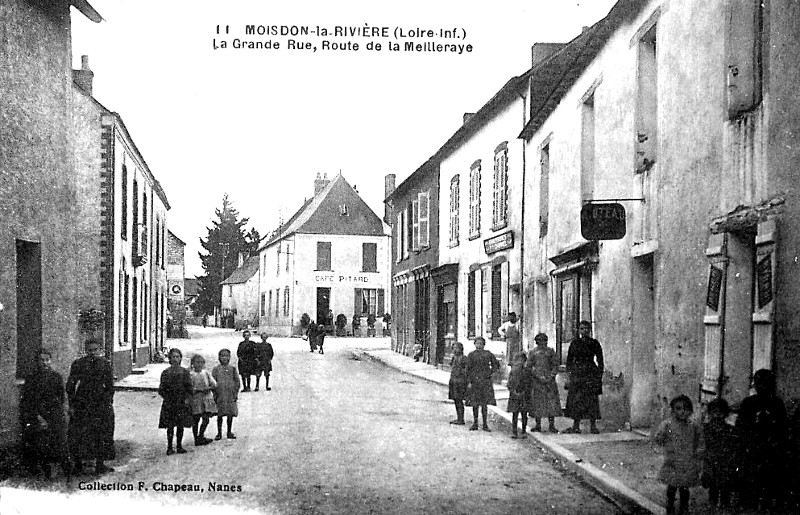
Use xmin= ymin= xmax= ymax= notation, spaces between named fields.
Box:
xmin=71 ymin=0 xmax=619 ymax=277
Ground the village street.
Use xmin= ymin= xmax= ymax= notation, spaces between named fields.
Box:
xmin=2 ymin=327 xmax=619 ymax=515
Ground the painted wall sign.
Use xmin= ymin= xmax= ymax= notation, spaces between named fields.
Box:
xmin=706 ymin=265 xmax=723 ymax=311
xmin=580 ymin=202 xmax=626 ymax=240
xmin=168 ymin=282 xmax=183 ymax=296
xmin=756 ymin=254 xmax=773 ymax=308
xmin=483 ymin=231 xmax=514 ymax=254
xmin=313 ymin=273 xmax=375 ymax=285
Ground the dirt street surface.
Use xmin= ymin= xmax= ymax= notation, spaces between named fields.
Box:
xmin=1 ymin=330 xmax=621 ymax=515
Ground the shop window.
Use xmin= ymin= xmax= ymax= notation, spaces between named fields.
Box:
xmin=355 ymin=288 xmax=385 ymax=316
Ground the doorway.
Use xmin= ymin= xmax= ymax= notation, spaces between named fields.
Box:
xmin=16 ymin=240 xmax=42 ymax=379
xmin=316 ymin=287 xmax=330 ymax=326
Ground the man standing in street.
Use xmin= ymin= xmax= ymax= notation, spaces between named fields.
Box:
xmin=66 ymin=339 xmax=115 ymax=475
xmin=500 ymin=312 xmax=522 ymax=364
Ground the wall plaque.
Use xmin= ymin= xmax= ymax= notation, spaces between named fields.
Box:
xmin=483 ymin=231 xmax=514 ymax=254
xmin=756 ymin=254 xmax=773 ymax=308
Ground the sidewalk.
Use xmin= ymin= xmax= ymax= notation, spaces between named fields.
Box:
xmin=357 ymin=348 xmax=667 ymax=515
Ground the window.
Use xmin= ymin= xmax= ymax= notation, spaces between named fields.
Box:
xmin=395 ymin=211 xmax=404 ymax=263
xmin=469 ymin=161 xmax=481 ymax=239
xmin=467 ymin=271 xmax=476 ymax=338
xmin=362 ymin=242 xmax=377 ymax=272
xmin=268 ymin=290 xmax=273 ymax=318
xmin=283 ymin=287 xmax=290 ymax=317
xmin=285 ymin=245 xmax=290 ymax=271
xmin=121 ymin=163 xmax=128 ymax=239
xmin=260 ymin=293 xmax=266 ymax=317
xmin=581 ymin=93 xmax=595 ymax=203
xmin=726 ymin=0 xmax=764 ymax=118
xmin=276 ymin=247 xmax=280 ymax=275
xmin=418 ymin=190 xmax=430 ymax=248
xmin=449 ymin=175 xmax=460 ymax=247
xmin=316 ymin=241 xmax=331 ymax=271
xmin=411 ymin=199 xmax=419 ymax=251
xmin=540 ymin=143 xmax=550 ymax=237
xmin=406 ymin=202 xmax=414 ymax=254
xmin=635 ymin=23 xmax=658 ymax=174
xmin=275 ymin=289 xmax=280 ymax=316
xmin=355 ymin=288 xmax=385 ymax=317
xmin=492 ymin=143 xmax=508 ymax=230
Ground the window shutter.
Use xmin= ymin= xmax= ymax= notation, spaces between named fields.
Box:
xmin=354 ymin=288 xmax=363 ymax=316
xmin=378 ymin=289 xmax=385 ymax=317
xmin=412 ymin=199 xmax=420 ymax=251
xmin=726 ymin=0 xmax=762 ymax=118
xmin=418 ymin=191 xmax=429 ymax=248
xmin=396 ymin=212 xmax=402 ymax=262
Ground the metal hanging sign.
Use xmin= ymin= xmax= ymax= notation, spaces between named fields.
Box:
xmin=580 ymin=202 xmax=626 ymax=240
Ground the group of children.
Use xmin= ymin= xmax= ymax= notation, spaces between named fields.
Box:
xmin=653 ymin=368 xmax=792 ymax=514
xmin=157 ymin=346 xmax=246 ymax=455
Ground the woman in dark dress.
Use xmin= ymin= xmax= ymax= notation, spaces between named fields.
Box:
xmin=465 ymin=337 xmax=501 ymax=431
xmin=66 ymin=339 xmax=115 ymax=474
xmin=448 ymin=342 xmax=467 ymax=425
xmin=564 ymin=321 xmax=604 ymax=434
xmin=20 ymin=350 xmax=70 ymax=480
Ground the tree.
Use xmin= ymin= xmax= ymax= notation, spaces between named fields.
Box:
xmin=195 ymin=194 xmax=261 ymax=316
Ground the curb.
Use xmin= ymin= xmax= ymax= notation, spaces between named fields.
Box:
xmin=356 ymin=349 xmax=663 ymax=515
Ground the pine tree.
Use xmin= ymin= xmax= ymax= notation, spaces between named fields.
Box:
xmin=195 ymin=194 xmax=261 ymax=316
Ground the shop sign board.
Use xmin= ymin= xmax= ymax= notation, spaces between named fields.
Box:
xmin=483 ymin=231 xmax=514 ymax=254
xmin=580 ymin=202 xmax=626 ymax=240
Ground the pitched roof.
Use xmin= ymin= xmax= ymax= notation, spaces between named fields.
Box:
xmin=72 ymin=0 xmax=103 ymax=22
xmin=220 ymin=255 xmax=260 ymax=285
xmin=260 ymin=173 xmax=384 ymax=249
xmin=519 ymin=0 xmax=647 ymax=140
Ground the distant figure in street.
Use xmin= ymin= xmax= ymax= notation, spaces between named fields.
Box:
xmin=236 ymin=330 xmax=257 ymax=392
xmin=202 ymin=314 xmax=208 ymax=328
xmin=212 ymin=349 xmax=239 ymax=440
xmin=306 ymin=323 xmax=318 ymax=352
xmin=527 ymin=333 xmax=561 ymax=433
xmin=366 ymin=313 xmax=377 ymax=337
xmin=351 ymin=314 xmax=361 ymax=337
xmin=158 ymin=348 xmax=192 ymax=455
xmin=254 ymin=332 xmax=274 ymax=391
xmin=189 ymin=354 xmax=216 ymax=446
xmin=652 ymin=394 xmax=702 ymax=515
xmin=735 ymin=368 xmax=789 ymax=511
xmin=447 ymin=342 xmax=467 ymax=425
xmin=506 ymin=352 xmax=531 ymax=439
xmin=316 ymin=324 xmax=326 ymax=355
xmin=66 ymin=339 xmax=115 ymax=474
xmin=382 ymin=313 xmax=392 ymax=336
xmin=20 ymin=349 xmax=70 ymax=480
xmin=563 ymin=321 xmax=604 ymax=434
xmin=465 ymin=337 xmax=500 ymax=431
xmin=701 ymin=397 xmax=739 ymax=510
xmin=412 ymin=341 xmax=423 ymax=362
xmin=499 ymin=312 xmax=521 ymax=364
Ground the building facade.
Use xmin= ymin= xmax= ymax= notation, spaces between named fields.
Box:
xmin=258 ymin=174 xmax=390 ymax=336
xmin=520 ymin=0 xmax=800 ymax=428
xmin=166 ymin=230 xmax=186 ymax=326
xmin=221 ymin=254 xmax=260 ymax=330
xmin=385 ymin=161 xmax=440 ymax=362
xmin=0 ymin=0 xmax=102 ymax=443
xmin=73 ymin=60 xmax=171 ymax=378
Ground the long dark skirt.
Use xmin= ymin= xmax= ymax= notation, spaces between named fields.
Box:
xmin=68 ymin=405 xmax=115 ymax=460
xmin=564 ymin=385 xmax=600 ymax=419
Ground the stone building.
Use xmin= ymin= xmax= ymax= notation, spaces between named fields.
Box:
xmin=258 ymin=173 xmax=390 ymax=336
xmin=73 ymin=57 xmax=171 ymax=377
xmin=166 ymin=229 xmax=186 ymax=325
xmin=0 ymin=0 xmax=101 ymax=444
xmin=220 ymin=254 xmax=260 ymax=331
xmin=519 ymin=0 xmax=800 ymax=427
xmin=384 ymin=160 xmax=440 ymax=363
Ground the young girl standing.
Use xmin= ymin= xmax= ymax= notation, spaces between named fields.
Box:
xmin=158 ymin=348 xmax=193 ymax=455
xmin=447 ymin=342 xmax=467 ymax=425
xmin=189 ymin=354 xmax=217 ymax=446
xmin=212 ymin=349 xmax=240 ymax=440
xmin=652 ymin=394 xmax=703 ymax=515
xmin=527 ymin=333 xmax=562 ymax=433
xmin=506 ymin=352 xmax=531 ymax=438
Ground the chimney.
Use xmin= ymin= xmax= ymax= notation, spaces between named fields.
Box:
xmin=384 ymin=174 xmax=396 ymax=224
xmin=237 ymin=252 xmax=246 ymax=268
xmin=530 ymin=43 xmax=565 ymax=68
xmin=314 ymin=172 xmax=330 ymax=196
xmin=463 ymin=113 xmax=475 ymax=125
xmin=73 ymin=55 xmax=94 ymax=95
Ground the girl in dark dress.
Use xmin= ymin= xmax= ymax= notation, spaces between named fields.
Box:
xmin=20 ymin=350 xmax=70 ymax=480
xmin=465 ymin=337 xmax=501 ymax=431
xmin=316 ymin=324 xmax=326 ymax=354
xmin=701 ymin=397 xmax=739 ymax=510
xmin=448 ymin=342 xmax=467 ymax=425
xmin=506 ymin=352 xmax=532 ymax=438
xmin=236 ymin=330 xmax=258 ymax=391
xmin=158 ymin=348 xmax=193 ymax=455
xmin=564 ymin=321 xmax=604 ymax=434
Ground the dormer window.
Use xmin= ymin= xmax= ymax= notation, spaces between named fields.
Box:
xmin=339 ymin=204 xmax=349 ymax=216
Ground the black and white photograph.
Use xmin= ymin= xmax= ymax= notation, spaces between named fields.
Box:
xmin=2 ymin=0 xmax=800 ymax=513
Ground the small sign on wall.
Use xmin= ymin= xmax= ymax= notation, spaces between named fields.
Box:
xmin=756 ymin=254 xmax=773 ymax=308
xmin=706 ymin=265 xmax=723 ymax=311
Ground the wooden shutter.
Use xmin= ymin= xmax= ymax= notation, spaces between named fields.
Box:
xmin=377 ymin=289 xmax=385 ymax=317
xmin=418 ymin=191 xmax=429 ymax=248
xmin=354 ymin=288 xmax=363 ymax=316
